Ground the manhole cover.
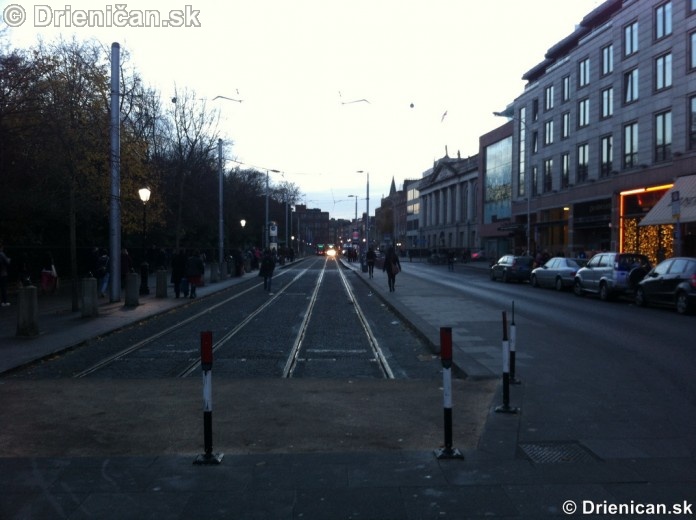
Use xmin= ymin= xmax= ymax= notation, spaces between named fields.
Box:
xmin=519 ymin=441 xmax=598 ymax=464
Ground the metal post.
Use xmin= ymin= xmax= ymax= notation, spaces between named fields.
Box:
xmin=510 ymin=301 xmax=520 ymax=384
xmin=194 ymin=331 xmax=223 ymax=465
xmin=109 ymin=42 xmax=121 ymax=302
xmin=218 ymin=138 xmax=224 ymax=277
xmin=495 ymin=311 xmax=518 ymax=414
xmin=434 ymin=327 xmax=464 ymax=459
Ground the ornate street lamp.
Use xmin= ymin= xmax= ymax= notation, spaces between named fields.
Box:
xmin=138 ymin=187 xmax=151 ymax=295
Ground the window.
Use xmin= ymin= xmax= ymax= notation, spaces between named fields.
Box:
xmin=624 ymin=22 xmax=639 ymax=56
xmin=690 ymin=96 xmax=696 ymax=150
xmin=544 ymin=120 xmax=554 ymax=145
xmin=532 ymin=99 xmax=539 ymax=121
xmin=600 ymin=135 xmax=613 ymax=177
xmin=543 ymin=159 xmax=553 ymax=193
xmin=601 ymin=87 xmax=613 ymax=118
xmin=624 ymin=69 xmax=639 ymax=104
xmin=655 ymin=2 xmax=672 ymax=40
xmin=655 ymin=111 xmax=672 ymax=162
xmin=518 ymin=107 xmax=527 ymax=197
xmin=602 ymin=44 xmax=613 ymax=75
xmin=579 ymin=58 xmax=590 ymax=87
xmin=624 ymin=122 xmax=639 ymax=168
xmin=578 ymin=98 xmax=590 ymax=127
xmin=692 ymin=32 xmax=696 ymax=70
xmin=561 ymin=112 xmax=570 ymax=139
xmin=544 ymin=85 xmax=554 ymax=110
xmin=532 ymin=131 xmax=538 ymax=154
xmin=562 ymin=75 xmax=571 ymax=102
xmin=655 ymin=53 xmax=672 ymax=90
xmin=531 ymin=166 xmax=538 ymax=196
xmin=577 ymin=144 xmax=589 ymax=183
xmin=561 ymin=153 xmax=570 ymax=188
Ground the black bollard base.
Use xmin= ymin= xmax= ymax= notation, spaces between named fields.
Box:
xmin=193 ymin=452 xmax=224 ymax=465
xmin=494 ymin=404 xmax=519 ymax=414
xmin=434 ymin=447 xmax=464 ymax=460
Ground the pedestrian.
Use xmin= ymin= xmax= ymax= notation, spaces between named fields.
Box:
xmin=171 ymin=248 xmax=187 ymax=298
xmin=0 ymin=241 xmax=11 ymax=306
xmin=447 ymin=249 xmax=455 ymax=271
xmin=383 ymin=246 xmax=401 ymax=292
xmin=40 ymin=251 xmax=58 ymax=294
xmin=259 ymin=248 xmax=276 ymax=294
xmin=366 ymin=247 xmax=376 ymax=279
xmin=96 ymin=248 xmax=110 ymax=297
xmin=186 ymin=249 xmax=205 ymax=298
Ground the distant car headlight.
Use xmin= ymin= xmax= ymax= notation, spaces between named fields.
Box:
xmin=327 ymin=249 xmax=337 ymax=257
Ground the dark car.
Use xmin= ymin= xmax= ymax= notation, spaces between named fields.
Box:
xmin=573 ymin=252 xmax=651 ymax=301
xmin=490 ymin=255 xmax=533 ymax=283
xmin=530 ymin=257 xmax=585 ymax=291
xmin=635 ymin=257 xmax=696 ymax=314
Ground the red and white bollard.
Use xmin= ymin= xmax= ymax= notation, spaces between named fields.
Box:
xmin=194 ymin=331 xmax=224 ymax=465
xmin=495 ymin=312 xmax=519 ymax=414
xmin=434 ymin=327 xmax=464 ymax=459
xmin=510 ymin=301 xmax=520 ymax=385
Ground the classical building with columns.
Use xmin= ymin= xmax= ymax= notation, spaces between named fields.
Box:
xmin=418 ymin=154 xmax=479 ymax=252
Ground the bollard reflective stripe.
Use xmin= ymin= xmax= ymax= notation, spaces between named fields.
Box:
xmin=495 ymin=311 xmax=519 ymax=414
xmin=194 ymin=331 xmax=223 ymax=465
xmin=434 ymin=327 xmax=463 ymax=460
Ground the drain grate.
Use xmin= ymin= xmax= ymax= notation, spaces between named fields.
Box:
xmin=519 ymin=441 xmax=598 ymax=464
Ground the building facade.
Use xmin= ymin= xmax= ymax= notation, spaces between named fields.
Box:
xmin=503 ymin=0 xmax=696 ymax=263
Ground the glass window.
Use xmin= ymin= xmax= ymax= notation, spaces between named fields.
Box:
xmin=690 ymin=96 xmax=696 ymax=150
xmin=561 ymin=153 xmax=570 ymax=188
xmin=624 ymin=21 xmax=639 ymax=56
xmin=562 ymin=112 xmax=570 ymax=139
xmin=624 ymin=69 xmax=639 ymax=104
xmin=624 ymin=122 xmax=639 ymax=168
xmin=669 ymin=258 xmax=687 ymax=274
xmin=655 ymin=2 xmax=672 ymax=40
xmin=691 ymin=32 xmax=696 ymax=70
xmin=543 ymin=159 xmax=553 ymax=193
xmin=577 ymin=144 xmax=589 ymax=183
xmin=655 ymin=259 xmax=673 ymax=275
xmin=602 ymin=44 xmax=613 ymax=75
xmin=579 ymin=58 xmax=590 ymax=87
xmin=544 ymin=120 xmax=554 ymax=145
xmin=545 ymin=85 xmax=554 ymax=110
xmin=655 ymin=111 xmax=672 ymax=162
xmin=655 ymin=53 xmax=672 ymax=90
xmin=578 ymin=98 xmax=590 ymax=127
xmin=600 ymin=135 xmax=613 ymax=177
xmin=601 ymin=87 xmax=613 ymax=118
xmin=562 ymin=76 xmax=571 ymax=102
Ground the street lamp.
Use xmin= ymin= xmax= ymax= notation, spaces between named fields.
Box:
xmin=138 ymin=186 xmax=151 ymax=295
xmin=265 ymin=169 xmax=280 ymax=250
xmin=357 ymin=171 xmax=369 ymax=248
xmin=494 ymin=109 xmax=532 ymax=255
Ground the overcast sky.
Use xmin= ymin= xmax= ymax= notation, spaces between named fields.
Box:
xmin=3 ymin=0 xmax=603 ymax=219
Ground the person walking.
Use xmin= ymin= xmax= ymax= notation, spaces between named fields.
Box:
xmin=186 ymin=249 xmax=205 ymax=298
xmin=0 ymin=242 xmax=11 ymax=306
xmin=366 ymin=247 xmax=376 ymax=279
xmin=171 ymin=249 xmax=187 ymax=298
xmin=259 ymin=249 xmax=276 ymax=295
xmin=383 ymin=246 xmax=401 ymax=292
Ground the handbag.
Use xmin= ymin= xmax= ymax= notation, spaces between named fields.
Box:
xmin=392 ymin=261 xmax=400 ymax=275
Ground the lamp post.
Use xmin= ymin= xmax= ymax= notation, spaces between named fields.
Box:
xmin=357 ymin=171 xmax=370 ymax=248
xmin=217 ymin=138 xmax=224 ymax=279
xmin=138 ymin=186 xmax=151 ymax=295
xmin=494 ymin=109 xmax=532 ymax=255
xmin=265 ymin=169 xmax=280 ymax=250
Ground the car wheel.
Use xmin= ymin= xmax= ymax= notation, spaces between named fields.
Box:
xmin=635 ymin=287 xmax=647 ymax=307
xmin=599 ymin=282 xmax=611 ymax=302
xmin=573 ymin=279 xmax=584 ymax=296
xmin=554 ymin=277 xmax=564 ymax=291
xmin=676 ymin=292 xmax=689 ymax=315
xmin=531 ymin=274 xmax=539 ymax=287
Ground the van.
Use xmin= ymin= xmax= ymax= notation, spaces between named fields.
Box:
xmin=573 ymin=252 xmax=651 ymax=301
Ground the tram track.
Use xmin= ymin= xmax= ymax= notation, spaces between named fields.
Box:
xmin=71 ymin=257 xmax=397 ymax=380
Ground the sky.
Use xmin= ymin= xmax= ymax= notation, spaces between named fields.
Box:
xmin=3 ymin=0 xmax=603 ymax=220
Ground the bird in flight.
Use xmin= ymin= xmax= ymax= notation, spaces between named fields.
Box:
xmin=339 ymin=91 xmax=370 ymax=105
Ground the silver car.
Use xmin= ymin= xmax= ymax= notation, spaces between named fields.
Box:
xmin=573 ymin=252 xmax=651 ymax=301
xmin=530 ymin=257 xmax=585 ymax=291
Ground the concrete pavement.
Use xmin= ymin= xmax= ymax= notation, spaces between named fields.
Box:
xmin=1 ymin=258 xmax=695 ymax=519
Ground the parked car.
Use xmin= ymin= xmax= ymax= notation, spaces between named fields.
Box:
xmin=635 ymin=257 xmax=696 ymax=315
xmin=573 ymin=252 xmax=651 ymax=301
xmin=490 ymin=255 xmax=534 ymax=283
xmin=530 ymin=257 xmax=585 ymax=291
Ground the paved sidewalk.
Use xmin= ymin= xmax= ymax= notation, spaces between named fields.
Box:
xmin=1 ymin=257 xmax=695 ymax=519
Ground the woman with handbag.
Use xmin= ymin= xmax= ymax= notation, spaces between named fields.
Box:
xmin=383 ymin=246 xmax=401 ymax=292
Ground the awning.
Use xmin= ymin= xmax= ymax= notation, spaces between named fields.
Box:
xmin=639 ymin=175 xmax=696 ymax=226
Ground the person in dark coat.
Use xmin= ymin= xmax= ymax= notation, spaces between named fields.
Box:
xmin=171 ymin=249 xmax=187 ymax=298
xmin=259 ymin=249 xmax=276 ymax=294
xmin=366 ymin=247 xmax=376 ymax=279
xmin=383 ymin=246 xmax=401 ymax=292
xmin=186 ymin=250 xmax=205 ymax=298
